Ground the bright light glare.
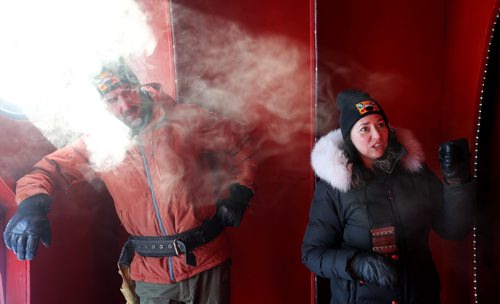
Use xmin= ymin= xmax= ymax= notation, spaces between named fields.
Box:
xmin=0 ymin=0 xmax=156 ymax=170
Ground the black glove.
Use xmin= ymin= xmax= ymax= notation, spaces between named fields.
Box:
xmin=3 ymin=194 xmax=52 ymax=260
xmin=118 ymin=239 xmax=135 ymax=267
xmin=349 ymin=251 xmax=400 ymax=289
xmin=438 ymin=138 xmax=472 ymax=184
xmin=216 ymin=183 xmax=254 ymax=227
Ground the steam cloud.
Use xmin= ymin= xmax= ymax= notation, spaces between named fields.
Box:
xmin=315 ymin=53 xmax=410 ymax=135
xmin=0 ymin=1 xmax=314 ymax=173
xmin=0 ymin=0 xmax=155 ymax=171
xmin=171 ymin=4 xmax=312 ymax=159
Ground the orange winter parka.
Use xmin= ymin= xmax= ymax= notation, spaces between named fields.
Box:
xmin=15 ymin=84 xmax=256 ymax=284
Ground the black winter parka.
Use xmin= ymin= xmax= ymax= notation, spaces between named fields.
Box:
xmin=301 ymin=129 xmax=475 ymax=304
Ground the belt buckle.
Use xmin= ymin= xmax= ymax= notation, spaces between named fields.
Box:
xmin=172 ymin=239 xmax=181 ymax=255
xmin=172 ymin=239 xmax=187 ymax=255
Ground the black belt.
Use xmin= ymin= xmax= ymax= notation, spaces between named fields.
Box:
xmin=128 ymin=216 xmax=224 ymax=266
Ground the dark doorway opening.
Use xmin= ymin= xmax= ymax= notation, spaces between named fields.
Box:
xmin=475 ymin=11 xmax=500 ymax=304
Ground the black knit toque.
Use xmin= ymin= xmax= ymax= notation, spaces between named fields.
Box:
xmin=336 ymin=89 xmax=388 ymax=138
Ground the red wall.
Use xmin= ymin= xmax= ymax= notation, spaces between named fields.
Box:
xmin=317 ymin=1 xmax=499 ymax=303
xmin=171 ymin=1 xmax=316 ymax=303
xmin=443 ymin=0 xmax=500 ymax=139
xmin=317 ymin=1 xmax=447 ymax=150
xmin=1 ymin=0 xmax=499 ymax=303
xmin=1 ymin=177 xmax=29 ymax=304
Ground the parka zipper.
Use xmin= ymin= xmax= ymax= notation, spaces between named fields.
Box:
xmin=138 ymin=141 xmax=176 ymax=281
xmin=385 ymin=178 xmax=407 ymax=303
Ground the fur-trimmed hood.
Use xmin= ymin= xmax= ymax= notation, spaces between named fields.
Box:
xmin=311 ymin=128 xmax=425 ymax=192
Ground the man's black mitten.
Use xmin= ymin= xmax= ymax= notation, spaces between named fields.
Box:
xmin=118 ymin=239 xmax=135 ymax=267
xmin=216 ymin=183 xmax=254 ymax=227
xmin=3 ymin=194 xmax=52 ymax=260
xmin=438 ymin=138 xmax=472 ymax=184
xmin=349 ymin=251 xmax=400 ymax=289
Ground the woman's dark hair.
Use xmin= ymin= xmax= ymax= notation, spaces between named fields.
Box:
xmin=341 ymin=127 xmax=399 ymax=189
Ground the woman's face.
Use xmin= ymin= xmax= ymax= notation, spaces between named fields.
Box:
xmin=349 ymin=114 xmax=389 ymax=169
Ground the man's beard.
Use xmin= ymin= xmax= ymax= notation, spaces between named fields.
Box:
xmin=127 ymin=107 xmax=152 ymax=134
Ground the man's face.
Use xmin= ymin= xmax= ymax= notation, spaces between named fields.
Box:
xmin=103 ymin=83 xmax=152 ymax=131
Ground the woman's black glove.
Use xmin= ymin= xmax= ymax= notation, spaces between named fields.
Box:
xmin=438 ymin=138 xmax=472 ymax=184
xmin=348 ymin=251 xmax=400 ymax=289
xmin=3 ymin=194 xmax=52 ymax=260
xmin=216 ymin=183 xmax=254 ymax=227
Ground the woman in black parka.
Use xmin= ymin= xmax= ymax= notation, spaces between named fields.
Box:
xmin=302 ymin=89 xmax=476 ymax=304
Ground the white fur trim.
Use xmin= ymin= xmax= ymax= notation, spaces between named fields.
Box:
xmin=311 ymin=129 xmax=352 ymax=192
xmin=311 ymin=128 xmax=424 ymax=192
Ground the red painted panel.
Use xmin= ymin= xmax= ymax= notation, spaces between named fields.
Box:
xmin=316 ymin=1 xmax=498 ymax=303
xmin=5 ymin=1 xmax=497 ymax=303
xmin=170 ymin=0 xmax=315 ymax=303
xmin=317 ymin=3 xmax=449 ymax=302
xmin=132 ymin=0 xmax=176 ymax=97
xmin=443 ymin=0 xmax=500 ymax=139
xmin=0 ymin=178 xmax=29 ymax=304
xmin=0 ymin=203 xmax=3 ymax=304
xmin=317 ymin=1 xmax=447 ymax=150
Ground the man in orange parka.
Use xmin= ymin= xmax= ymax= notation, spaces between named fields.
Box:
xmin=3 ymin=59 xmax=256 ymax=304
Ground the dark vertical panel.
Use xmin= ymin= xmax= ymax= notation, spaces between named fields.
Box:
xmin=443 ymin=2 xmax=499 ymax=303
xmin=476 ymin=12 xmax=500 ymax=303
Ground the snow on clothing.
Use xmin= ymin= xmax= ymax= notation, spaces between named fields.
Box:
xmin=302 ymin=128 xmax=475 ymax=304
xmin=15 ymin=84 xmax=256 ymax=284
